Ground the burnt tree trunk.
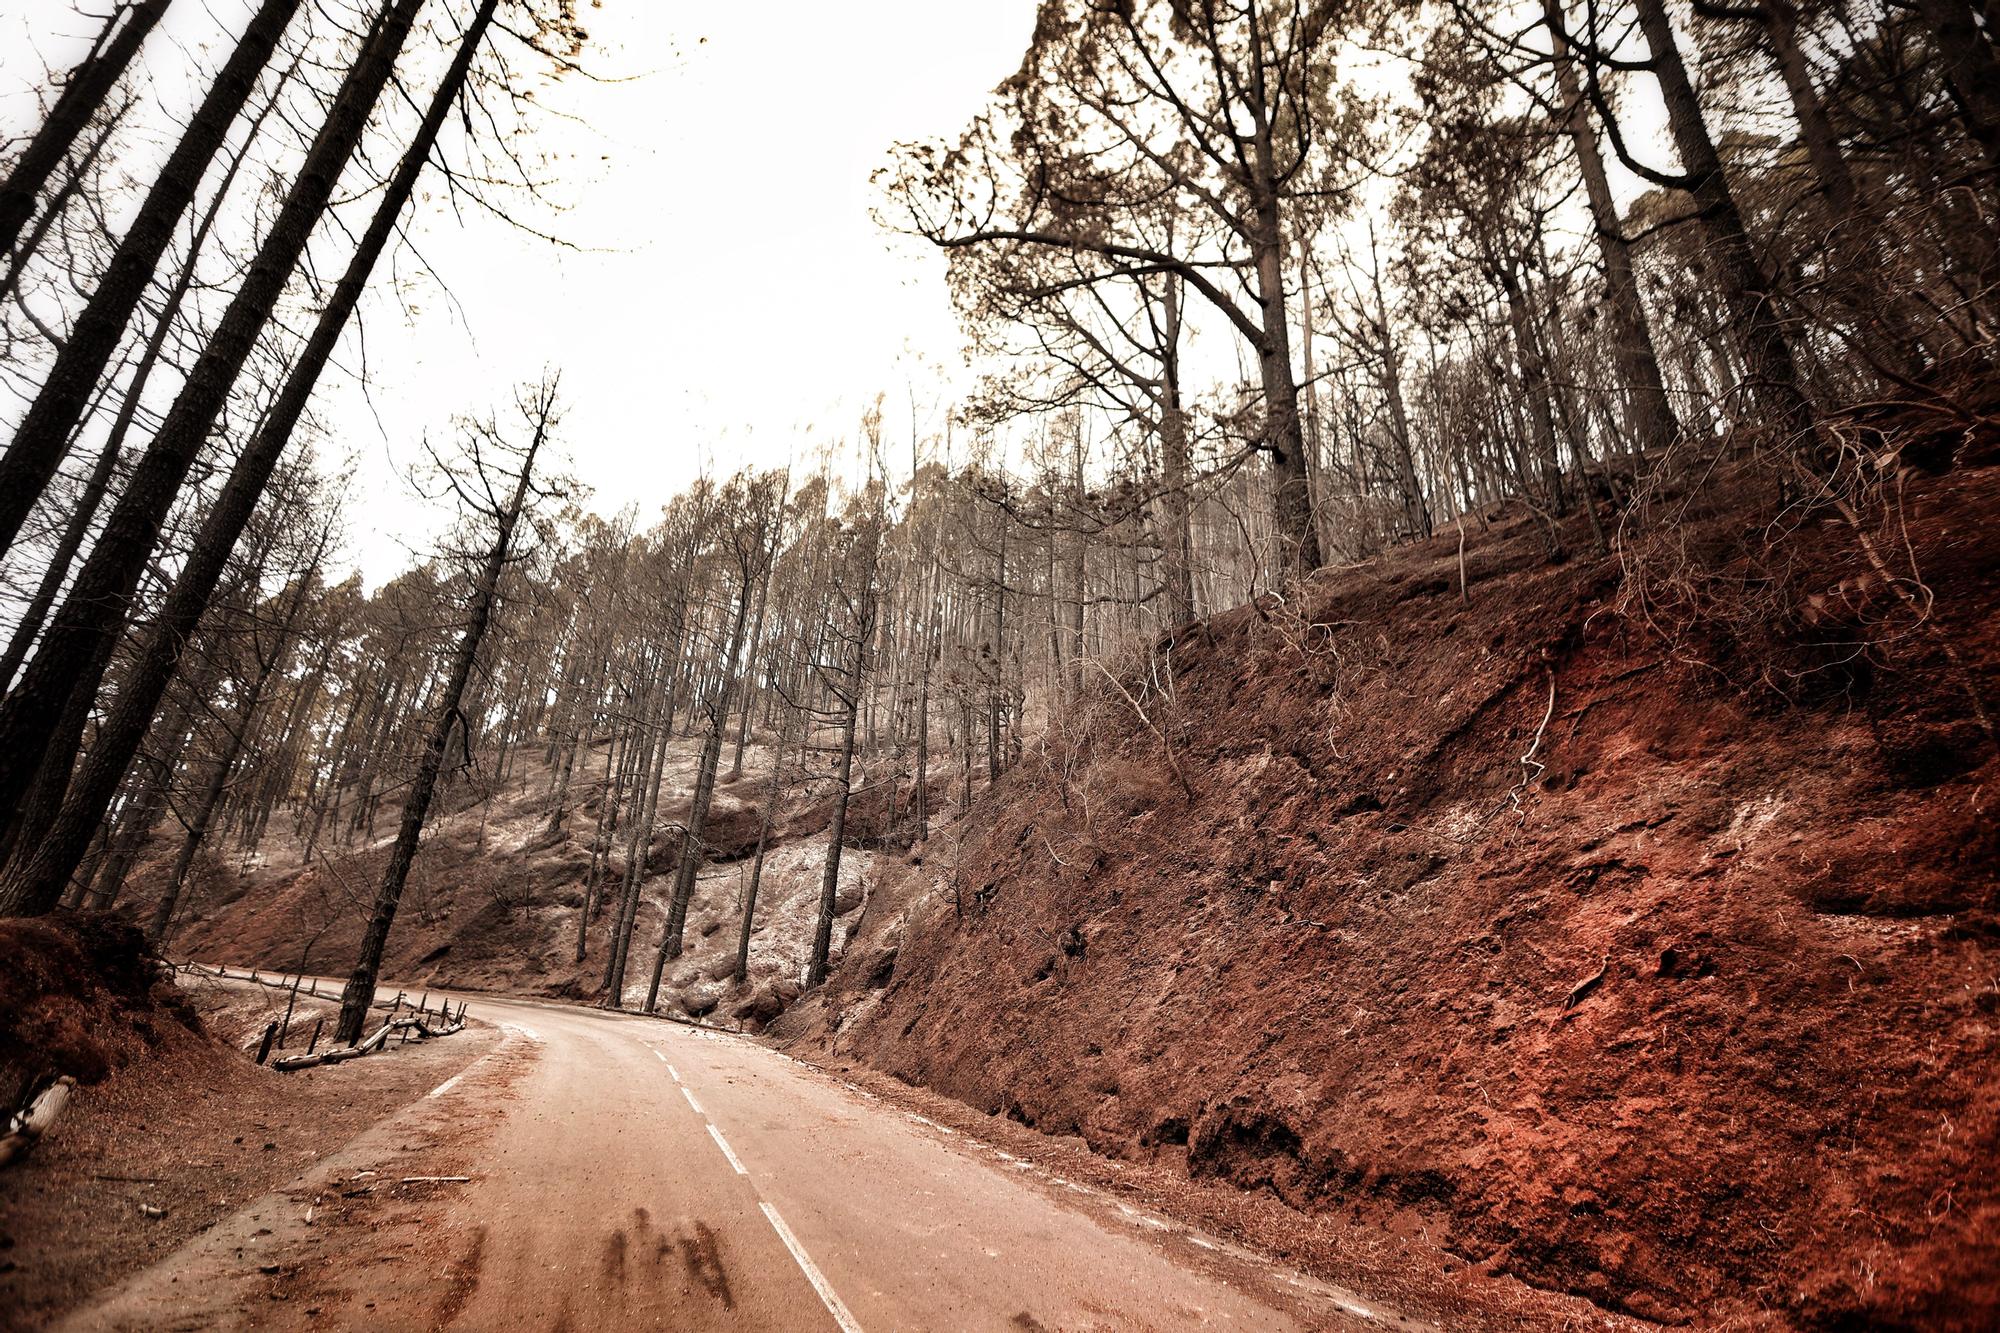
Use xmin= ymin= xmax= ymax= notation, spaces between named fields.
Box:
xmin=1631 ymin=0 xmax=1816 ymax=439
xmin=0 ymin=0 xmax=300 ymax=560
xmin=733 ymin=717 xmax=792 ymax=985
xmin=149 ymin=536 xmax=323 ymax=941
xmin=806 ymin=674 xmax=861 ymax=988
xmin=649 ymin=577 xmax=755 ymax=1007
xmin=0 ymin=0 xmax=489 ymax=918
xmin=0 ymin=0 xmax=426 ymax=862
xmin=335 ymin=388 xmax=544 ymax=1045
xmin=1546 ymin=16 xmax=1684 ymax=455
xmin=0 ymin=0 xmax=171 ymax=274
xmin=0 ymin=61 xmax=285 ymax=693
xmin=1249 ymin=201 xmax=1322 ymax=576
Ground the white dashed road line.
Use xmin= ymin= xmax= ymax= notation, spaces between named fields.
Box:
xmin=760 ymin=1200 xmax=865 ymax=1333
xmin=658 ymin=1036 xmax=862 ymax=1329
xmin=706 ymin=1122 xmax=749 ymax=1175
xmin=663 ymin=1036 xmax=1255 ymax=1330
xmin=428 ymin=1072 xmax=464 ymax=1099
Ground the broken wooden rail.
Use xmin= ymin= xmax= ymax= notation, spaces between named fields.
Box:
xmin=269 ymin=1013 xmax=466 ymax=1071
xmin=174 ymin=961 xmax=469 ymax=1072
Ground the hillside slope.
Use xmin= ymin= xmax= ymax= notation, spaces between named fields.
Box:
xmin=155 ymin=738 xmax=900 ymax=1025
xmin=777 ymin=462 xmax=2000 ymax=1327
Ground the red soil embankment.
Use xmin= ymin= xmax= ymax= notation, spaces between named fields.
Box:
xmin=0 ymin=911 xmax=194 ymax=1114
xmin=782 ymin=463 xmax=2000 ymax=1328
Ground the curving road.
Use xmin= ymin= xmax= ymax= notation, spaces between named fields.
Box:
xmin=66 ymin=987 xmax=1409 ymax=1331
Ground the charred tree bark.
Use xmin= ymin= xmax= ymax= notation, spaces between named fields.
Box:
xmin=0 ymin=0 xmax=171 ymax=275
xmin=0 ymin=0 xmax=426 ymax=862
xmin=0 ymin=0 xmax=300 ymax=560
xmin=335 ymin=389 xmax=545 ymax=1045
xmin=1250 ymin=204 xmax=1322 ymax=576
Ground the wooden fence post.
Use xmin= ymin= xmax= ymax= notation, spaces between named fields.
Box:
xmin=255 ymin=1022 xmax=279 ymax=1065
xmin=279 ymin=974 xmax=301 ymax=1048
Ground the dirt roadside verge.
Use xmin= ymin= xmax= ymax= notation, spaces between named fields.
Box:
xmin=58 ymin=1018 xmax=533 ymax=1332
xmin=1 ymin=977 xmax=499 ymax=1329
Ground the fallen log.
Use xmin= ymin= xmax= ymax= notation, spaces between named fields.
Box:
xmin=406 ymin=1018 xmax=465 ymax=1039
xmin=269 ymin=1015 xmax=465 ymax=1071
xmin=271 ymin=1024 xmax=394 ymax=1071
xmin=270 ymin=1050 xmax=338 ymax=1071
xmin=0 ymin=1076 xmax=78 ymax=1169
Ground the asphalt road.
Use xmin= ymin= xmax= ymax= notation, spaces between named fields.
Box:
xmin=65 ymin=986 xmax=1407 ymax=1331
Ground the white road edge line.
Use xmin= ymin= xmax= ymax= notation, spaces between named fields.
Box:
xmin=680 ymin=1085 xmax=704 ymax=1115
xmin=427 ymin=1072 xmax=464 ymax=1099
xmin=706 ymin=1122 xmax=749 ymax=1175
xmin=759 ymin=1200 xmax=864 ymax=1333
xmin=667 ymin=1063 xmax=683 ymax=1083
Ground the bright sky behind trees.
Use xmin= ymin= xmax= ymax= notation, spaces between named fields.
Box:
xmin=1 ymin=0 xmax=1039 ymax=580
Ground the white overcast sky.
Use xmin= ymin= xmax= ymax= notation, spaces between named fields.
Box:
xmin=341 ymin=0 xmax=1042 ymax=578
xmin=3 ymin=1 xmax=1040 ymax=582
xmin=2 ymin=0 xmax=1698 ymax=586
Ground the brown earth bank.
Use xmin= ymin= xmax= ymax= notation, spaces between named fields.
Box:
xmin=776 ymin=459 xmax=2000 ymax=1329
xmin=0 ymin=929 xmax=496 ymax=1329
xmin=0 ymin=913 xmax=190 ymax=1116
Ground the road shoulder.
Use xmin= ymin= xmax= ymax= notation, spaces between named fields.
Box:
xmin=4 ymin=983 xmax=505 ymax=1330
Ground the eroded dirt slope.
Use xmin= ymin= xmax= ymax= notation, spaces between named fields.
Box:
xmin=779 ymin=463 xmax=2000 ymax=1328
